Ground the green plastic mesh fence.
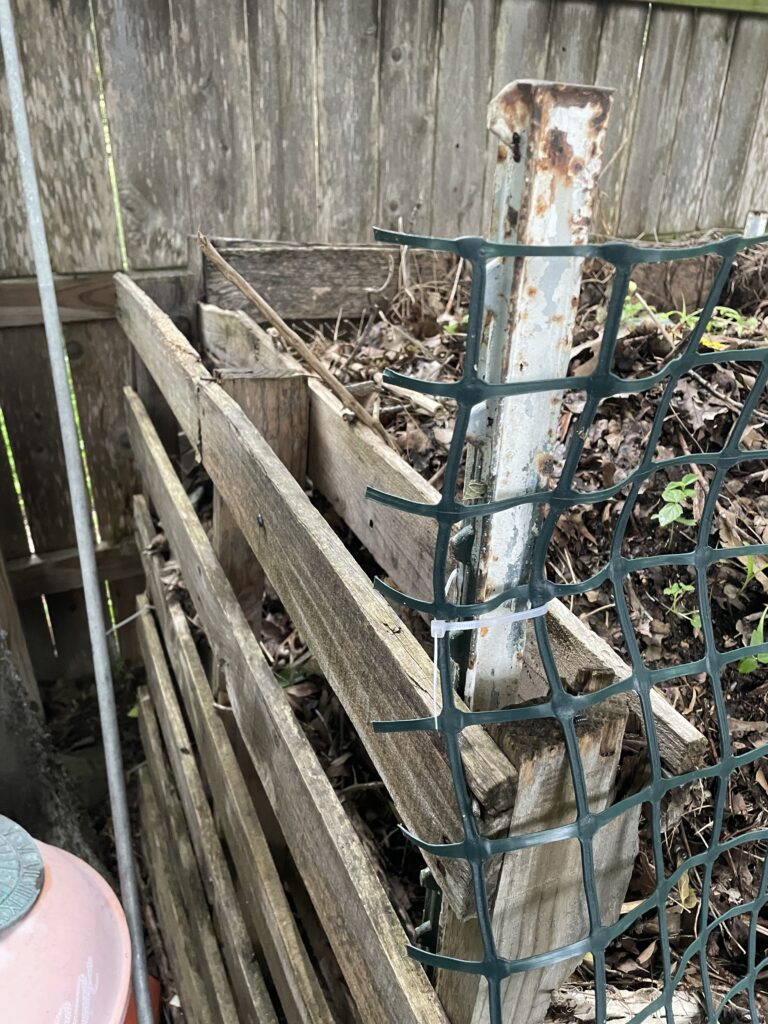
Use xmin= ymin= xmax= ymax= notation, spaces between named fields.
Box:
xmin=367 ymin=228 xmax=768 ymax=1024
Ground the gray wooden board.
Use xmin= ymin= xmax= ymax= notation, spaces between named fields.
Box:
xmin=168 ymin=0 xmax=257 ymax=239
xmin=245 ymin=0 xmax=319 ymax=240
xmin=93 ymin=0 xmax=190 ymax=269
xmin=697 ymin=13 xmax=768 ymax=229
xmin=378 ymin=1 xmax=440 ymax=234
xmin=0 ymin=0 xmax=120 ymax=277
xmin=0 ymin=549 xmax=39 ymax=706
xmin=593 ymin=2 xmax=649 ymax=236
xmin=545 ymin=0 xmax=605 ymax=83
xmin=65 ymin=320 xmax=138 ymax=543
xmin=316 ymin=0 xmax=380 ymax=242
xmin=0 ymin=445 xmax=28 ymax=561
xmin=659 ymin=10 xmax=737 ymax=234
xmin=0 ymin=328 xmax=75 ymax=554
xmin=735 ymin=62 xmax=768 ymax=224
xmin=123 ymin=390 xmax=449 ymax=1024
xmin=617 ymin=5 xmax=696 ymax=237
xmin=430 ymin=0 xmax=494 ymax=236
xmin=8 ymin=539 xmax=140 ymax=601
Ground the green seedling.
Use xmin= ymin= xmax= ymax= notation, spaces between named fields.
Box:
xmin=653 ymin=473 xmax=699 ymax=528
xmin=663 ymin=582 xmax=702 ymax=630
xmin=737 ymin=605 xmax=768 ymax=674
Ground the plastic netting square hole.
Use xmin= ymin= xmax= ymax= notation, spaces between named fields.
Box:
xmin=622 ymin=565 xmax=705 ymax=669
xmin=710 ymin=458 xmax=768 ymax=556
xmin=605 ymin=903 xmax=667 ymax=985
xmin=651 ymin=672 xmax=723 ymax=774
xmin=708 ymin=557 xmax=768 ymax=671
xmin=549 ymin=484 xmax=632 ymax=586
xmin=621 ymin=464 xmax=713 ymax=560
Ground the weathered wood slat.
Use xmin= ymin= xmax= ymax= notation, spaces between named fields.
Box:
xmin=0 ymin=445 xmax=27 ymax=561
xmin=545 ymin=0 xmax=605 ymax=83
xmin=697 ymin=13 xmax=768 ymax=229
xmin=735 ymin=64 xmax=768 ymax=224
xmin=0 ymin=327 xmax=75 ymax=553
xmin=0 ymin=549 xmax=39 ymax=707
xmin=7 ymin=538 xmax=140 ymax=600
xmin=137 ymin=688 xmax=240 ymax=1024
xmin=431 ymin=0 xmax=494 ymax=235
xmin=658 ymin=11 xmax=736 ymax=234
xmin=123 ymin=390 xmax=448 ymax=1024
xmin=135 ymin=495 xmax=336 ymax=1024
xmin=169 ymin=0 xmax=257 ymax=238
xmin=316 ymin=0 xmax=380 ymax=241
xmin=117 ymin=277 xmax=516 ymax=888
xmin=66 ymin=320 xmax=138 ymax=542
xmin=620 ymin=0 xmax=768 ymax=13
xmin=136 ymin=594 xmax=279 ymax=1024
xmin=93 ymin=0 xmax=189 ymax=269
xmin=204 ymin=242 xmax=404 ymax=322
xmin=245 ymin=0 xmax=319 ymax=239
xmin=617 ymin=6 xmax=696 ymax=237
xmin=593 ymin=3 xmax=650 ymax=236
xmin=137 ymin=767 xmax=224 ymax=1024
xmin=378 ymin=1 xmax=440 ymax=233
xmin=0 ymin=0 xmax=120 ymax=277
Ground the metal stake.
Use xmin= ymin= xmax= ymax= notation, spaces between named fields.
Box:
xmin=0 ymin=5 xmax=153 ymax=1022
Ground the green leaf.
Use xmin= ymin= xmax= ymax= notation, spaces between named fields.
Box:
xmin=127 ymin=703 xmax=139 ymax=719
xmin=680 ymin=473 xmax=699 ymax=486
xmin=677 ymin=516 xmax=697 ymax=527
xmin=738 ymin=656 xmax=759 ymax=674
xmin=691 ymin=613 xmax=701 ymax=629
xmin=655 ymin=503 xmax=682 ymax=527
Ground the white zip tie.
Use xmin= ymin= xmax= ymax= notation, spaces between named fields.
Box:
xmin=106 ymin=603 xmax=154 ymax=636
xmin=430 ymin=601 xmax=551 ymax=727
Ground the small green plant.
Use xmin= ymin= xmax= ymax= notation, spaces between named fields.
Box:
xmin=737 ymin=605 xmax=768 ymax=674
xmin=672 ymin=304 xmax=758 ymax=338
xmin=653 ymin=473 xmax=699 ymax=528
xmin=663 ymin=582 xmax=702 ymax=630
xmin=441 ymin=313 xmax=469 ymax=335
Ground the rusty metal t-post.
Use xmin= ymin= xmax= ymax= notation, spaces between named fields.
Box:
xmin=461 ymin=81 xmax=612 ymax=712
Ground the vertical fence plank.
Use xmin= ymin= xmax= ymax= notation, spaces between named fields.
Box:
xmin=246 ymin=0 xmax=319 ymax=240
xmin=697 ymin=14 xmax=768 ymax=229
xmin=593 ymin=1 xmax=648 ymax=236
xmin=378 ymin=1 xmax=440 ymax=233
xmin=617 ymin=5 xmax=695 ymax=238
xmin=660 ymin=11 xmax=737 ymax=235
xmin=545 ymin=0 xmax=604 ymax=83
xmin=735 ymin=63 xmax=768 ymax=224
xmin=0 ymin=448 xmax=28 ymax=561
xmin=493 ymin=0 xmax=552 ymax=91
xmin=94 ymin=0 xmax=190 ymax=269
xmin=431 ymin=0 xmax=494 ymax=236
xmin=0 ymin=329 xmax=75 ymax=555
xmin=0 ymin=0 xmax=120 ymax=277
xmin=66 ymin=321 xmax=138 ymax=543
xmin=316 ymin=0 xmax=380 ymax=242
xmin=170 ymin=0 xmax=257 ymax=238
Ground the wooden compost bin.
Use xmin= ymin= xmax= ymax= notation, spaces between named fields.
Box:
xmin=114 ymin=239 xmax=707 ymax=1024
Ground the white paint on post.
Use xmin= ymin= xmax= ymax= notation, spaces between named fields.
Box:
xmin=463 ymin=81 xmax=613 ymax=711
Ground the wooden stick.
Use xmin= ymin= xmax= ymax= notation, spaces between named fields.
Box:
xmin=197 ymin=233 xmax=399 ymax=452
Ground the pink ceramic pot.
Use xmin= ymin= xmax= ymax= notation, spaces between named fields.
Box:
xmin=0 ymin=840 xmax=132 ymax=1023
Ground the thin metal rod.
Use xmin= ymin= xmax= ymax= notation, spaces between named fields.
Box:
xmin=0 ymin=6 xmax=154 ymax=1023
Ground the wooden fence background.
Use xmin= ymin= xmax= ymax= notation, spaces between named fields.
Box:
xmin=1 ymin=0 xmax=768 ymax=681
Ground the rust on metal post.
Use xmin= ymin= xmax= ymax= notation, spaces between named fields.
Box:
xmin=462 ymin=80 xmax=613 ymax=712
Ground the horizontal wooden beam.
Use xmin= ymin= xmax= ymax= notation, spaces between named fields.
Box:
xmin=201 ymin=306 xmax=708 ymax=774
xmin=620 ymin=0 xmax=768 ymax=12
xmin=123 ymin=394 xmax=448 ymax=1024
xmin=0 ymin=269 xmax=185 ymax=329
xmin=203 ymin=239 xmax=449 ymax=321
xmin=134 ymin=496 xmax=334 ymax=1024
xmin=7 ymin=538 xmax=141 ymax=600
xmin=117 ymin=272 xmax=517 ymax=916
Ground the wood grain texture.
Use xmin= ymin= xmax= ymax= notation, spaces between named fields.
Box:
xmin=735 ymin=61 xmax=768 ymax=224
xmin=0 ymin=275 xmax=115 ymax=329
xmin=0 ymin=327 xmax=75 ymax=553
xmin=137 ymin=688 xmax=240 ymax=1024
xmin=431 ymin=0 xmax=494 ymax=235
xmin=7 ymin=538 xmax=140 ymax=600
xmin=659 ymin=10 xmax=737 ymax=233
xmin=94 ymin=0 xmax=189 ymax=268
xmin=246 ymin=0 xmax=319 ymax=239
xmin=0 ymin=445 xmax=28 ymax=561
xmin=0 ymin=549 xmax=39 ymax=707
xmin=545 ymin=0 xmax=604 ymax=83
xmin=124 ymin=391 xmax=448 ymax=1024
xmin=138 ymin=766 xmax=224 ymax=1024
xmin=593 ymin=2 xmax=649 ymax=236
xmin=617 ymin=5 xmax=696 ymax=237
xmin=169 ymin=0 xmax=257 ymax=238
xmin=697 ymin=13 xmax=768 ymax=228
xmin=204 ymin=242 xmax=401 ymax=321
xmin=316 ymin=0 xmax=380 ymax=241
xmin=135 ymin=496 xmax=335 ymax=1024
xmin=0 ymin=0 xmax=120 ymax=277
xmin=378 ymin=1 xmax=440 ymax=233
xmin=136 ymin=594 xmax=279 ymax=1024
xmin=66 ymin=320 xmax=138 ymax=542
